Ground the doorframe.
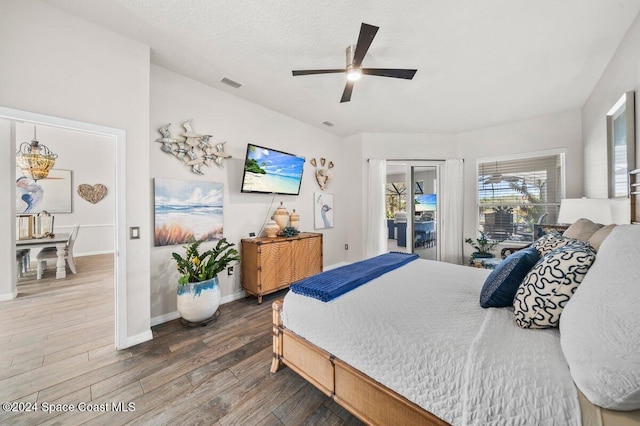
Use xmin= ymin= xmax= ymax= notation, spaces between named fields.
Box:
xmin=407 ymin=162 xmax=443 ymax=260
xmin=386 ymin=160 xmax=443 ymax=260
xmin=0 ymin=106 xmax=127 ymax=349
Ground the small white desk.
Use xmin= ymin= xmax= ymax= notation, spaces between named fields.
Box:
xmin=16 ymin=233 xmax=70 ymax=279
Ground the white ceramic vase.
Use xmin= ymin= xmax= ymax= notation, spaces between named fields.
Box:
xmin=290 ymin=209 xmax=299 ymax=229
xmin=272 ymin=201 xmax=289 ymax=233
xmin=176 ymin=276 xmax=221 ymax=322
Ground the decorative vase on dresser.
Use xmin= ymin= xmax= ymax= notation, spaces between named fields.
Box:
xmin=290 ymin=209 xmax=300 ymax=229
xmin=272 ymin=201 xmax=290 ymax=234
xmin=264 ymin=220 xmax=280 ymax=238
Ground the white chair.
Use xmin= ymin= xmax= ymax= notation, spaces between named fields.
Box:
xmin=16 ymin=249 xmax=30 ymax=278
xmin=36 ymin=224 xmax=80 ymax=280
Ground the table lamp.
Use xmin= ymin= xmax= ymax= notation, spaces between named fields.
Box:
xmin=556 ymin=198 xmax=613 ymax=225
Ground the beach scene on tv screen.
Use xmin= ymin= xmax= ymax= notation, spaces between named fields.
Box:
xmin=415 ymin=193 xmax=437 ymax=211
xmin=243 ymin=145 xmax=304 ymax=194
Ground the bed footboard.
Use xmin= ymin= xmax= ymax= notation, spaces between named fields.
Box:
xmin=270 ymin=299 xmax=448 ymax=426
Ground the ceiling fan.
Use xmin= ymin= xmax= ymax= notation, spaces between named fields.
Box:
xmin=292 ymin=23 xmax=417 ymax=103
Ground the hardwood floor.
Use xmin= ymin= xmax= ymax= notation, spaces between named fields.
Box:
xmin=0 ymin=254 xmax=362 ymax=425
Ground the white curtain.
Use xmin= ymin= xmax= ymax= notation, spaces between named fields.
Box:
xmin=365 ymin=159 xmax=387 ymax=258
xmin=441 ymin=159 xmax=464 ymax=264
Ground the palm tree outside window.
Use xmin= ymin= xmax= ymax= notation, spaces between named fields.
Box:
xmin=477 ymin=153 xmax=565 ymax=243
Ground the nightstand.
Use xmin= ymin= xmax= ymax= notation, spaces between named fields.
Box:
xmin=469 ymin=257 xmax=502 ymax=269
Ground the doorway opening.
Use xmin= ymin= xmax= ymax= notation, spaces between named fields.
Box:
xmin=1 ymin=106 xmax=127 ymax=349
xmin=385 ymin=161 xmax=442 ymax=260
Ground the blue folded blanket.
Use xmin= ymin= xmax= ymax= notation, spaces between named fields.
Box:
xmin=290 ymin=251 xmax=419 ymax=302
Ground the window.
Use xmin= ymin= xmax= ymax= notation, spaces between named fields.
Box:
xmin=607 ymin=92 xmax=635 ymax=198
xmin=386 ymin=181 xmax=407 ymax=218
xmin=477 ymin=153 xmax=565 ymax=243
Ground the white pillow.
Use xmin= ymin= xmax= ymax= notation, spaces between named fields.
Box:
xmin=560 ymin=225 xmax=640 ymax=410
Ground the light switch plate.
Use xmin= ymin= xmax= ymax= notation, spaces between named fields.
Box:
xmin=130 ymin=227 xmax=140 ymax=239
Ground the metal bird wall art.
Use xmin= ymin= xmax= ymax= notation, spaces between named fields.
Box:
xmin=154 ymin=120 xmax=232 ymax=175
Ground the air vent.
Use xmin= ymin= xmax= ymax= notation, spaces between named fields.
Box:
xmin=322 ymin=121 xmax=335 ymax=127
xmin=220 ymin=77 xmax=242 ymax=89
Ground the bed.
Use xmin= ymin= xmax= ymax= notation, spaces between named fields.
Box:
xmin=271 ymin=225 xmax=640 ymax=426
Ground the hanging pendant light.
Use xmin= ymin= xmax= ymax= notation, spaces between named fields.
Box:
xmin=16 ymin=126 xmax=57 ymax=181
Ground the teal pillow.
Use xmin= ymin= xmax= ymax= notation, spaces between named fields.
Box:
xmin=479 ymin=246 xmax=539 ymax=308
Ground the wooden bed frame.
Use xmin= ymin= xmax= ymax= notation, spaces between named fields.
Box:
xmin=270 ymin=299 xmax=449 ymax=426
xmin=271 ymin=299 xmax=640 ymax=426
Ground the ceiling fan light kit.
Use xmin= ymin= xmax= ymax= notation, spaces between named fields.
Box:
xmin=292 ymin=23 xmax=417 ymax=103
xmin=346 ymin=68 xmax=362 ymax=82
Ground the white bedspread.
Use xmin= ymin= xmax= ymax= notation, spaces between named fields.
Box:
xmin=282 ymin=259 xmax=580 ymax=426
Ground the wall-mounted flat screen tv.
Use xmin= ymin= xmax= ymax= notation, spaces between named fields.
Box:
xmin=240 ymin=144 xmax=305 ymax=195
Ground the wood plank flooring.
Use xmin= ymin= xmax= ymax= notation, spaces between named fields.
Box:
xmin=0 ymin=254 xmax=362 ymax=425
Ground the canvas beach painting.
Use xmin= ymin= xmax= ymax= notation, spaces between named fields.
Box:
xmin=241 ymin=144 xmax=305 ymax=195
xmin=314 ymin=192 xmax=334 ymax=229
xmin=16 ymin=168 xmax=72 ymax=214
xmin=154 ymin=178 xmax=224 ymax=246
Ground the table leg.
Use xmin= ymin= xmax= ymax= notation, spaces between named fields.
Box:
xmin=56 ymin=242 xmax=66 ymax=279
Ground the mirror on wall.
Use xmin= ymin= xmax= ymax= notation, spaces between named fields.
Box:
xmin=607 ymin=91 xmax=635 ymax=198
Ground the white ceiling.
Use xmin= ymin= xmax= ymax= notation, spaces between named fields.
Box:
xmin=43 ymin=0 xmax=640 ymax=137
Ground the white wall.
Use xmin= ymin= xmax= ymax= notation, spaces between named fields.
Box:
xmin=149 ymin=65 xmax=344 ymax=321
xmin=342 ymin=134 xmax=364 ymax=262
xmin=456 ymin=109 xmax=583 ymax=259
xmin=0 ymin=0 xmax=151 ymax=345
xmin=583 ymin=12 xmax=640 ymax=198
xmin=15 ymin=123 xmax=115 ymax=257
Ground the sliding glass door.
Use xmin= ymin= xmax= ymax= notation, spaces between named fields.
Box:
xmin=385 ymin=162 xmax=442 ymax=260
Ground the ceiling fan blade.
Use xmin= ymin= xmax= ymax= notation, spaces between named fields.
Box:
xmin=292 ymin=69 xmax=346 ymax=76
xmin=352 ymin=23 xmax=379 ymax=67
xmin=340 ymin=81 xmax=354 ymax=103
xmin=362 ymin=68 xmax=417 ymax=79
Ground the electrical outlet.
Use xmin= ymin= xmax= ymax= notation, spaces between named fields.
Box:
xmin=227 ymin=266 xmax=234 ymax=276
xmin=345 ymin=244 xmax=349 ymax=250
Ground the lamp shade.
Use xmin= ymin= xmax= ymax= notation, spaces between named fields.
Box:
xmin=557 ymin=198 xmax=613 ymax=225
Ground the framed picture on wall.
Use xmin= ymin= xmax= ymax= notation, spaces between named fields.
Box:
xmin=314 ymin=192 xmax=334 ymax=229
xmin=154 ymin=178 xmax=224 ymax=246
xmin=15 ymin=168 xmax=72 ymax=214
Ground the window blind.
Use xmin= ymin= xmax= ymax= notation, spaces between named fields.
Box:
xmin=477 ymin=153 xmax=565 ymax=242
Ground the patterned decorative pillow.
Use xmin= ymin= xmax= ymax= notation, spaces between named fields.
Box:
xmin=479 ymin=246 xmax=540 ymax=308
xmin=513 ymin=241 xmax=597 ymax=329
xmin=533 ymin=231 xmax=577 ymax=257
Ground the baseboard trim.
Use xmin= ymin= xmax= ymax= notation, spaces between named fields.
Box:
xmin=123 ymin=330 xmax=153 ymax=349
xmin=221 ymin=290 xmax=246 ymax=304
xmin=75 ymin=250 xmax=115 ymax=257
xmin=150 ymin=290 xmax=246 ymax=327
xmin=0 ymin=290 xmax=18 ymax=301
xmin=150 ymin=311 xmax=181 ymax=327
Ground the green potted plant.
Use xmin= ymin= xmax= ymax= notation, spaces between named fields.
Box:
xmin=465 ymin=231 xmax=502 ymax=259
xmin=172 ymin=238 xmax=240 ymax=323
